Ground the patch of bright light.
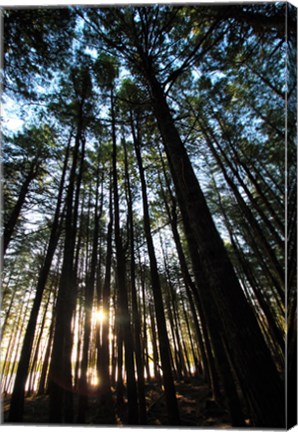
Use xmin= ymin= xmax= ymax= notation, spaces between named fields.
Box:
xmin=94 ymin=308 xmax=106 ymax=323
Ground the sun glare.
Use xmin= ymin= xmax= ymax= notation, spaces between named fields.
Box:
xmin=94 ymin=309 xmax=106 ymax=323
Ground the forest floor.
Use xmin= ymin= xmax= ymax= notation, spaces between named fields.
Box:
xmin=2 ymin=377 xmax=236 ymax=427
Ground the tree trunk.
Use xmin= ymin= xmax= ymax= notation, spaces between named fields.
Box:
xmin=145 ymin=68 xmax=284 ymax=427
xmin=148 ymin=303 xmax=161 ymax=382
xmin=37 ymin=310 xmax=55 ymax=396
xmin=158 ymin=158 xmax=218 ymax=395
xmin=4 ymin=162 xmax=37 ymax=254
xmin=208 ymin=167 xmax=284 ymax=352
xmin=99 ymin=179 xmax=113 ymax=393
xmin=111 ymin=92 xmax=139 ymax=424
xmin=8 ymin=136 xmax=71 ymax=422
xmin=123 ymin=138 xmax=147 ymax=424
xmin=4 ymin=286 xmax=34 ymax=395
xmin=2 ymin=282 xmax=18 ymax=338
xmin=217 ymin=116 xmax=284 ymax=235
xmin=77 ymin=173 xmax=102 ymax=423
xmin=200 ymin=122 xmax=284 ymax=295
xmin=27 ymin=293 xmax=51 ymax=394
xmin=180 ymin=292 xmax=202 ymax=376
xmin=48 ymin=116 xmax=85 ymax=423
xmin=132 ymin=115 xmax=180 ymax=425
xmin=138 ymin=258 xmax=151 ymax=382
xmin=203 ymin=122 xmax=284 ymax=271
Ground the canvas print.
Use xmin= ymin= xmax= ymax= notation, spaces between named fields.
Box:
xmin=1 ymin=1 xmax=297 ymax=428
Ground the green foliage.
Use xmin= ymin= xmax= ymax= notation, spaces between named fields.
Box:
xmin=3 ymin=7 xmax=76 ymax=97
xmin=93 ymin=53 xmax=119 ymax=91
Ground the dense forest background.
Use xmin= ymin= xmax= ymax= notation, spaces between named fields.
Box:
xmin=1 ymin=2 xmax=297 ymax=428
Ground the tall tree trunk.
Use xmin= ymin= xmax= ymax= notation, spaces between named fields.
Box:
xmin=111 ymin=92 xmax=139 ymax=424
xmin=111 ymin=294 xmax=117 ymax=388
xmin=138 ymin=257 xmax=151 ymax=382
xmin=8 ymin=135 xmax=71 ymax=422
xmin=202 ymin=122 xmax=284 ymax=278
xmin=37 ymin=309 xmax=55 ymax=396
xmin=4 ymin=285 xmax=34 ymax=395
xmin=132 ymin=114 xmax=180 ymax=425
xmin=178 ymin=188 xmax=246 ymax=425
xmin=158 ymin=157 xmax=218 ymax=395
xmin=99 ymin=178 xmax=113 ymax=393
xmin=77 ymin=173 xmax=102 ymax=423
xmin=2 ymin=293 xmax=29 ymax=394
xmin=216 ymin=115 xmax=284 ymax=235
xmin=179 ymin=292 xmax=202 ymax=376
xmin=48 ymin=114 xmax=85 ymax=423
xmin=4 ymin=162 xmax=38 ymax=254
xmin=74 ymin=300 xmax=84 ymax=392
xmin=2 ymin=281 xmax=18 ymax=337
xmin=27 ymin=293 xmax=51 ymax=395
xmin=148 ymin=303 xmax=161 ymax=382
xmin=123 ymin=138 xmax=147 ymax=424
xmin=163 ymin=281 xmax=182 ymax=381
xmin=208 ymin=168 xmax=284 ymax=350
xmin=144 ymin=67 xmax=284 ymax=427
xmin=160 ymin=152 xmax=245 ymax=421
xmin=160 ymin=234 xmax=191 ymax=380
xmin=214 ymin=185 xmax=284 ymax=357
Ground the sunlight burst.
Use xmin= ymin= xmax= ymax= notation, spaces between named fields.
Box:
xmin=94 ymin=308 xmax=106 ymax=323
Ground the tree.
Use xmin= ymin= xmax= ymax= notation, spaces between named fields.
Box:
xmin=8 ymin=132 xmax=71 ymax=422
xmin=47 ymin=65 xmax=93 ymax=423
xmin=130 ymin=101 xmax=180 ymax=425
xmin=3 ymin=7 xmax=75 ymax=97
xmin=3 ymin=126 xmax=56 ymax=255
xmin=3 ymin=4 xmax=291 ymax=428
xmin=81 ymin=6 xmax=285 ymax=426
